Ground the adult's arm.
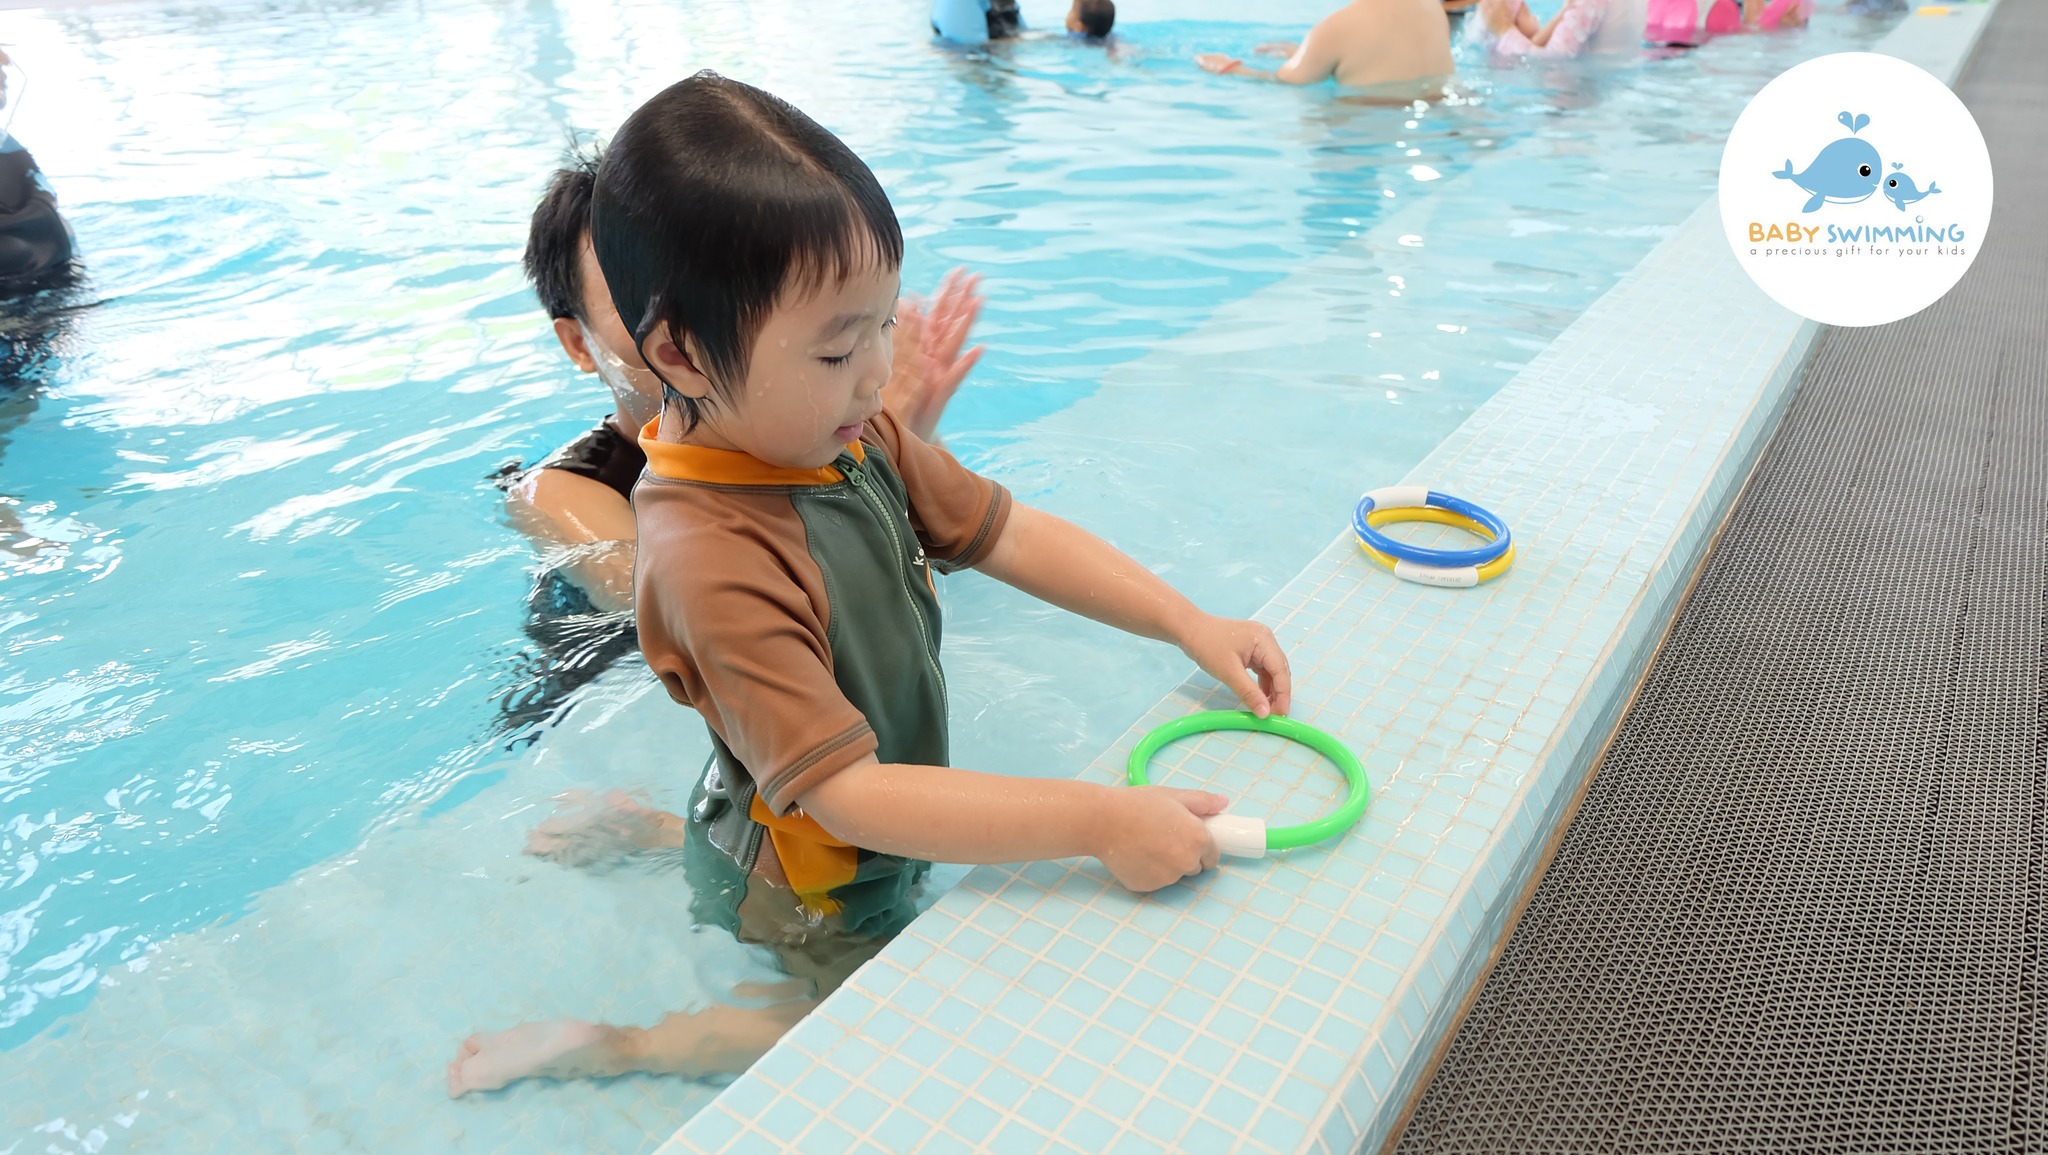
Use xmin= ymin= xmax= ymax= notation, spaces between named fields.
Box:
xmin=1196 ymin=21 xmax=1340 ymax=84
xmin=504 ymin=469 xmax=637 ymax=614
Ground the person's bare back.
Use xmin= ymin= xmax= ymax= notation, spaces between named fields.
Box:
xmin=1198 ymin=0 xmax=1453 ymax=94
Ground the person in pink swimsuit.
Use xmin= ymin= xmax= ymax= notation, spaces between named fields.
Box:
xmin=1468 ymin=0 xmax=1605 ymax=59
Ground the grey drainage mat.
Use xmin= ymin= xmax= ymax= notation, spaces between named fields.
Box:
xmin=1389 ymin=5 xmax=2047 ymax=1152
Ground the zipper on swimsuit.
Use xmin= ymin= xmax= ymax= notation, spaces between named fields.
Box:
xmin=842 ymin=459 xmax=949 ymax=716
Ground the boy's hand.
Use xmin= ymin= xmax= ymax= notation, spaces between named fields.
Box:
xmin=1095 ymin=787 xmax=1228 ymax=892
xmin=1177 ymin=613 xmax=1293 ymax=718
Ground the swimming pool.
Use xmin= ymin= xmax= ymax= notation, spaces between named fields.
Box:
xmin=0 ymin=0 xmax=1899 ymax=1148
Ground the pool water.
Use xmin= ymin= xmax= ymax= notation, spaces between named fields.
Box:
xmin=0 ymin=0 xmax=1896 ymax=1149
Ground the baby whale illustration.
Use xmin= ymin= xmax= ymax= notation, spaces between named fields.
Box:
xmin=1774 ymin=111 xmax=1881 ymax=213
xmin=1883 ymin=164 xmax=1940 ymax=211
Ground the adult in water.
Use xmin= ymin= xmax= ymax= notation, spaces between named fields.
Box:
xmin=502 ymin=148 xmax=989 ymax=617
xmin=1 ymin=47 xmax=86 ymax=567
xmin=0 ymin=50 xmax=77 ymax=297
xmin=1194 ymin=0 xmax=1454 ymax=97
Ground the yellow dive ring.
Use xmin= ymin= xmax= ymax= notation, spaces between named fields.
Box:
xmin=1355 ymin=506 xmax=1516 ymax=587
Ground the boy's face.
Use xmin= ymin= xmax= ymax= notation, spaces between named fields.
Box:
xmin=660 ymin=260 xmax=900 ymax=470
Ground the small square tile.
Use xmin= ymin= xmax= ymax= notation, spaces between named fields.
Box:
xmin=908 ymin=1076 xmax=966 ymax=1124
xmin=1227 ymin=1053 xmax=1282 ymax=1098
xmin=835 ymin=1087 xmax=889 ymax=1133
xmin=1116 ymin=1044 xmax=1168 ymax=1087
xmin=1087 ymin=1074 xmax=1143 ymax=1118
xmin=717 ymin=1078 xmax=775 ymax=1123
xmin=797 ymin=1118 xmax=859 ymax=1152
xmin=1022 ymin=1084 xmax=1077 ymax=1128
xmin=1061 ymin=1108 xmax=1120 ymax=1150
xmin=1135 ymin=1095 xmax=1188 ymax=1140
xmin=965 ymin=1013 xmax=1021 ymax=1058
xmin=1249 ymin=1023 xmax=1299 ymax=1064
xmin=976 ymin=1066 xmax=1032 ymax=1110
xmin=946 ymin=1096 xmax=1002 ymax=1143
xmin=1249 ymin=1104 xmax=1307 ymax=1152
xmin=789 ymin=1068 xmax=852 ymax=1114
xmin=1109 ymin=1132 xmax=1166 ymax=1155
xmin=990 ymin=1119 xmax=1051 ymax=1155
xmin=679 ymin=1105 xmax=742 ymax=1148
xmin=866 ymin=1055 xmax=922 ymax=1099
xmin=871 ymin=1106 xmax=933 ymax=1151
xmin=1146 ymin=1019 xmax=1196 ymax=1056
xmin=1206 ymin=1084 xmax=1258 ymax=1131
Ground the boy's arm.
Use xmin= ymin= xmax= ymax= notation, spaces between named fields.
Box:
xmin=973 ymin=503 xmax=1292 ymax=717
xmin=797 ymin=756 xmax=1226 ymax=892
xmin=505 ymin=469 xmax=637 ymax=613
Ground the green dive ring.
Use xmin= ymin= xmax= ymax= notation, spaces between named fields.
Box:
xmin=1125 ymin=711 xmax=1371 ymax=857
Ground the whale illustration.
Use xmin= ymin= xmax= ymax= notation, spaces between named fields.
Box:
xmin=1773 ymin=111 xmax=1881 ymax=213
xmin=1882 ymin=168 xmax=1940 ymax=211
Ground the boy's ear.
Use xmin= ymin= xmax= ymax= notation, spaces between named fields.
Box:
xmin=552 ymin=317 xmax=598 ymax=373
xmin=643 ymin=322 xmax=716 ymax=400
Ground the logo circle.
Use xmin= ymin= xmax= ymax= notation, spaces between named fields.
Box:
xmin=1718 ymin=52 xmax=1992 ymax=328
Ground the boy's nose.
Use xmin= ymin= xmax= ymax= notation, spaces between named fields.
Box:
xmin=856 ymin=342 xmax=890 ymax=397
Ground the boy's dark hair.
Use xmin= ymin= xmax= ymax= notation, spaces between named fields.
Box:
xmin=1076 ymin=0 xmax=1115 ymax=37
xmin=523 ymin=146 xmax=602 ymax=322
xmin=592 ymin=71 xmax=904 ymax=428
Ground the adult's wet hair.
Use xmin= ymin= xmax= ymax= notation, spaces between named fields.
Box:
xmin=591 ymin=71 xmax=904 ymax=427
xmin=523 ymin=146 xmax=601 ymax=322
xmin=1076 ymin=0 xmax=1116 ymax=38
xmin=0 ymin=139 xmax=79 ymax=299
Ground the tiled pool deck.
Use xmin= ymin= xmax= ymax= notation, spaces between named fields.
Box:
xmin=664 ymin=10 xmax=1997 ymax=1155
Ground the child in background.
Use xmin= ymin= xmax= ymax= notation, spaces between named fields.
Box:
xmin=1745 ymin=0 xmax=1812 ymax=29
xmin=1067 ymin=0 xmax=1117 ymax=38
xmin=1468 ymin=0 xmax=1607 ymax=59
xmin=447 ymin=71 xmax=1292 ymax=1097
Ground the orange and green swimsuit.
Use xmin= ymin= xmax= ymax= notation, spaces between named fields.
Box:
xmin=633 ymin=408 xmax=1011 ymax=934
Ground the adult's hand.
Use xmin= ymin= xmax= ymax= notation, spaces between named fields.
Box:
xmin=887 ymin=267 xmax=986 ymax=444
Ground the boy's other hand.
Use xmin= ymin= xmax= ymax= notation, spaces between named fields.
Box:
xmin=1178 ymin=614 xmax=1293 ymax=718
xmin=1095 ymin=786 xmax=1227 ymax=892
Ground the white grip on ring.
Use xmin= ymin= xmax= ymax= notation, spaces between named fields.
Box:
xmin=1205 ymin=813 xmax=1268 ymax=859
xmin=1363 ymin=484 xmax=1431 ymax=510
xmin=1392 ymin=558 xmax=1480 ymax=588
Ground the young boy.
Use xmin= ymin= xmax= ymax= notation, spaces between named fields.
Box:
xmin=448 ymin=71 xmax=1290 ymax=1097
xmin=503 ymin=151 xmax=987 ymax=616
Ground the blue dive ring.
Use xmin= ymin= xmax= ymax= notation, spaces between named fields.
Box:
xmin=1351 ymin=487 xmax=1512 ymax=568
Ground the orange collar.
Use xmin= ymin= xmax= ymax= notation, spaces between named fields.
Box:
xmin=637 ymin=417 xmax=865 ymax=486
